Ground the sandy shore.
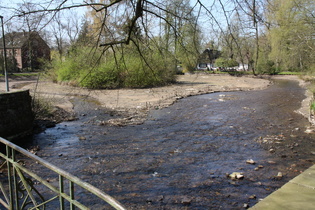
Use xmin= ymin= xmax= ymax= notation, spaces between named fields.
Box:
xmin=1 ymin=73 xmax=312 ymax=124
xmin=2 ymin=74 xmax=269 ymax=109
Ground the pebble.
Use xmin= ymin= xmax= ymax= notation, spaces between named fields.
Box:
xmin=246 ymin=159 xmax=255 ymax=164
xmin=249 ymin=195 xmax=256 ymax=199
xmin=181 ymin=197 xmax=192 ymax=205
xmin=305 ymin=127 xmax=314 ymax=133
xmin=79 ymin=136 xmax=86 ymax=140
xmin=276 ymin=172 xmax=283 ymax=178
xmin=229 ymin=172 xmax=244 ymax=180
xmin=152 ymin=172 xmax=159 ymax=177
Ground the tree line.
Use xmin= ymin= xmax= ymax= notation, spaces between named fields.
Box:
xmin=0 ymin=0 xmax=314 ymax=88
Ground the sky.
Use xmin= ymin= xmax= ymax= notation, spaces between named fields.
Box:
xmin=0 ymin=0 xmax=87 ymax=22
xmin=0 ymin=0 xmax=234 ymax=47
xmin=0 ymin=0 xmax=229 ymax=26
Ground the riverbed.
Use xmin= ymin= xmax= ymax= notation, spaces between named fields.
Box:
xmin=24 ymin=78 xmax=315 ymax=209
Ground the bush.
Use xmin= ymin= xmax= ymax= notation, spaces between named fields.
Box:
xmin=51 ymin=45 xmax=177 ymax=89
xmin=256 ymin=60 xmax=279 ymax=75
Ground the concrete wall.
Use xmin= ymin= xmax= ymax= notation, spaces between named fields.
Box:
xmin=0 ymin=90 xmax=34 ymax=140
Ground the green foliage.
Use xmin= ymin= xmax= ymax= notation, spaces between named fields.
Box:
xmin=311 ymin=101 xmax=315 ymax=113
xmin=256 ymin=58 xmax=278 ymax=75
xmin=267 ymin=0 xmax=315 ymax=72
xmin=215 ymin=57 xmax=238 ymax=68
xmin=0 ymin=54 xmax=18 ymax=73
xmin=277 ymin=72 xmax=302 ymax=75
xmin=51 ymin=44 xmax=177 ymax=89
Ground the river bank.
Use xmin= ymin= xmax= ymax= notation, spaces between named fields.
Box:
xmin=1 ymin=73 xmax=271 ymax=124
xmin=2 ymin=73 xmax=313 ymax=127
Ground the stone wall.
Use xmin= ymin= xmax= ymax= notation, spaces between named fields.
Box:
xmin=0 ymin=90 xmax=34 ymax=140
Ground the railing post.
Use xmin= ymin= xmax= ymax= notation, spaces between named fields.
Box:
xmin=59 ymin=175 xmax=65 ymax=210
xmin=6 ymin=145 xmax=13 ymax=209
xmin=69 ymin=181 xmax=75 ymax=210
xmin=11 ymin=149 xmax=20 ymax=210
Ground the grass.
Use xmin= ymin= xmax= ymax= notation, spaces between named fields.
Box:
xmin=277 ymin=72 xmax=303 ymax=75
xmin=0 ymin=72 xmax=39 ymax=77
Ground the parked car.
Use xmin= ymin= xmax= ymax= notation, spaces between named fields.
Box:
xmin=196 ymin=63 xmax=210 ymax=71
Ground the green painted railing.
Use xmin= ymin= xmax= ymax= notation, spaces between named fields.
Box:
xmin=0 ymin=137 xmax=126 ymax=210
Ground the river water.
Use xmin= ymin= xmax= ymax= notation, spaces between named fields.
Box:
xmin=26 ymin=78 xmax=315 ymax=209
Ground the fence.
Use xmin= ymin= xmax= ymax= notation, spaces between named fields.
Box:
xmin=0 ymin=137 xmax=126 ymax=209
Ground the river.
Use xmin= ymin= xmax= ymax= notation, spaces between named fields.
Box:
xmin=25 ymin=78 xmax=315 ymax=209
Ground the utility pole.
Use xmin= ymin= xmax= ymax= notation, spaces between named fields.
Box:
xmin=0 ymin=15 xmax=9 ymax=92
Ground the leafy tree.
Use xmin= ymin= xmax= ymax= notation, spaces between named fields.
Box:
xmin=215 ymin=57 xmax=238 ymax=68
xmin=160 ymin=0 xmax=201 ymax=72
xmin=266 ymin=0 xmax=315 ymax=72
xmin=5 ymin=0 xmax=313 ymax=79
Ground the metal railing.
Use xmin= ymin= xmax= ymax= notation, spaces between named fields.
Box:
xmin=0 ymin=137 xmax=126 ymax=210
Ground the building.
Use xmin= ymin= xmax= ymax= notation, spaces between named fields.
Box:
xmin=0 ymin=31 xmax=50 ymax=71
xmin=196 ymin=48 xmax=220 ymax=70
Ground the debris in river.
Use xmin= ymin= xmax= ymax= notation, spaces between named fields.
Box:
xmin=152 ymin=172 xmax=159 ymax=177
xmin=229 ymin=172 xmax=244 ymax=180
xmin=246 ymin=159 xmax=255 ymax=164
xmin=78 ymin=136 xmax=86 ymax=140
xmin=181 ymin=196 xmax=192 ymax=205
xmin=275 ymin=172 xmax=283 ymax=179
xmin=27 ymin=145 xmax=40 ymax=155
xmin=254 ymin=165 xmax=264 ymax=171
xmin=305 ymin=127 xmax=314 ymax=134
xmin=249 ymin=195 xmax=256 ymax=199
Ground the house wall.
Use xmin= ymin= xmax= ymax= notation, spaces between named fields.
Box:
xmin=0 ymin=31 xmax=50 ymax=70
xmin=0 ymin=90 xmax=34 ymax=140
xmin=0 ymin=48 xmax=23 ymax=70
xmin=21 ymin=41 xmax=50 ymax=69
xmin=15 ymin=48 xmax=22 ymax=69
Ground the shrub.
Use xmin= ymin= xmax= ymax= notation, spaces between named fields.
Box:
xmin=51 ymin=44 xmax=177 ymax=89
